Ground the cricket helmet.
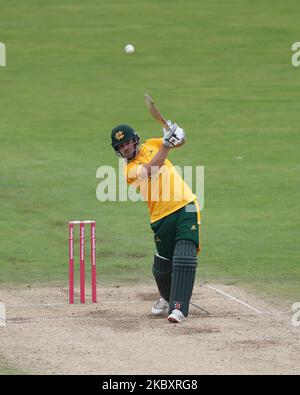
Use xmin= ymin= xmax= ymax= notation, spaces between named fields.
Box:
xmin=111 ymin=124 xmax=140 ymax=160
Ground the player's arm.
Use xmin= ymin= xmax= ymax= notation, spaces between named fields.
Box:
xmin=141 ymin=121 xmax=185 ymax=177
xmin=142 ymin=144 xmax=171 ymax=177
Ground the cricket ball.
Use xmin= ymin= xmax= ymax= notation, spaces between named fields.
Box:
xmin=125 ymin=44 xmax=134 ymax=54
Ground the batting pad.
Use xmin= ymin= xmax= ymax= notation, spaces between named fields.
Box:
xmin=169 ymin=240 xmax=197 ymax=317
xmin=152 ymin=253 xmax=172 ymax=302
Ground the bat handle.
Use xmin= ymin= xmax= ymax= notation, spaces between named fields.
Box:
xmin=163 ymin=119 xmax=171 ymax=131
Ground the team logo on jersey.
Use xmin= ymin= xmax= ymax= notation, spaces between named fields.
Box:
xmin=115 ymin=131 xmax=125 ymax=140
xmin=190 ymin=224 xmax=197 ymax=231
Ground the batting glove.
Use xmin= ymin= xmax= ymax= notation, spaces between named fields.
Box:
xmin=163 ymin=120 xmax=185 ymax=148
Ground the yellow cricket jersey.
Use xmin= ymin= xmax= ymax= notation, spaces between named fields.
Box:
xmin=124 ymin=138 xmax=199 ymax=223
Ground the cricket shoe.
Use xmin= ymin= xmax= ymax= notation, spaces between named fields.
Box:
xmin=151 ymin=297 xmax=169 ymax=315
xmin=167 ymin=309 xmax=185 ymax=323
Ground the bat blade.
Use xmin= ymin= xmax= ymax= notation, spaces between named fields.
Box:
xmin=144 ymin=93 xmax=170 ymax=131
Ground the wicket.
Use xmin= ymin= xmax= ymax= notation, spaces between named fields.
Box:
xmin=68 ymin=220 xmax=97 ymax=304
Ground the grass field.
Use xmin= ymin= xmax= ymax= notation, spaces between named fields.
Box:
xmin=1 ymin=0 xmax=299 ymax=308
xmin=0 ymin=359 xmax=27 ymax=375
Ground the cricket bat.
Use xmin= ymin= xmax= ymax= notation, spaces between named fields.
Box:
xmin=144 ymin=93 xmax=170 ymax=131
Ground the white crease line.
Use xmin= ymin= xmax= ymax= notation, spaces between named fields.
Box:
xmin=206 ymin=285 xmax=263 ymax=314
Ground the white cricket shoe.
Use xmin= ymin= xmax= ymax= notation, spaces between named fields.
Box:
xmin=151 ymin=297 xmax=169 ymax=315
xmin=167 ymin=309 xmax=185 ymax=323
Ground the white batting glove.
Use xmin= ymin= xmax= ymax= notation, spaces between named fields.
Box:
xmin=162 ymin=120 xmax=173 ymax=137
xmin=163 ymin=120 xmax=185 ymax=148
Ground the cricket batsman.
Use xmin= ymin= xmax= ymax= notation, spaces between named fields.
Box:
xmin=111 ymin=122 xmax=201 ymax=323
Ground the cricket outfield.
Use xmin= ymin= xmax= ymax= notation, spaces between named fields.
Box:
xmin=0 ymin=0 xmax=299 ymax=374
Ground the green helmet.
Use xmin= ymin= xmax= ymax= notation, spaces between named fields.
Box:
xmin=111 ymin=124 xmax=140 ymax=160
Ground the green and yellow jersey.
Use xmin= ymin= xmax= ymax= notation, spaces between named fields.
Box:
xmin=124 ymin=137 xmax=200 ymax=224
